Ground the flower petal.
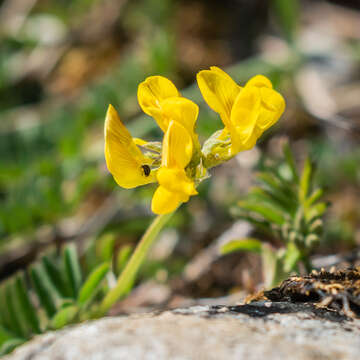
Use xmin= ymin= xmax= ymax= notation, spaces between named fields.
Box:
xmin=151 ymin=186 xmax=184 ymax=214
xmin=230 ymin=86 xmax=261 ymax=152
xmin=256 ymin=87 xmax=285 ymax=130
xmin=162 ymin=121 xmax=193 ymax=169
xmin=137 ymin=76 xmax=180 ymax=132
xmin=160 ymin=97 xmax=198 ymax=133
xmin=157 ymin=168 xmax=197 ymax=196
xmin=104 ymin=105 xmax=155 ymax=188
xmin=197 ymin=68 xmax=241 ymax=126
xmin=209 ymin=66 xmax=239 ymax=83
xmin=132 ymin=138 xmax=148 ymax=146
xmin=245 ymin=74 xmax=273 ymax=89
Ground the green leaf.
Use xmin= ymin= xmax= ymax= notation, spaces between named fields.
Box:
xmin=63 ymin=244 xmax=82 ymax=299
xmin=238 ymin=200 xmax=286 ymax=225
xmin=261 ymin=245 xmax=289 ymax=288
xmin=257 ymin=172 xmax=296 ymax=208
xmin=305 ymin=188 xmax=323 ymax=208
xmin=0 ymin=285 xmax=12 ymax=331
xmin=305 ymin=234 xmax=319 ymax=248
xmin=249 ymin=187 xmax=295 ymax=215
xmin=299 ymin=157 xmax=312 ymax=203
xmin=30 ymin=264 xmax=61 ymax=318
xmin=283 ymin=242 xmax=301 ymax=273
xmin=261 ymin=244 xmax=278 ymax=288
xmin=309 ymin=218 xmax=323 ymax=233
xmin=4 ymin=281 xmax=24 ymax=337
xmin=0 ymin=326 xmax=15 ymax=347
xmin=96 ymin=234 xmax=116 ymax=262
xmin=116 ymin=245 xmax=133 ymax=275
xmin=78 ymin=262 xmax=109 ymax=307
xmin=0 ymin=338 xmax=26 ymax=356
xmin=232 ymin=211 xmax=273 ymax=235
xmin=221 ymin=238 xmax=262 ymax=255
xmin=272 ymin=0 xmax=299 ymax=43
xmin=50 ymin=305 xmax=79 ymax=330
xmin=283 ymin=142 xmax=299 ymax=182
xmin=13 ymin=273 xmax=41 ymax=335
xmin=42 ymin=256 xmax=70 ymax=298
xmin=305 ymin=202 xmax=328 ymax=222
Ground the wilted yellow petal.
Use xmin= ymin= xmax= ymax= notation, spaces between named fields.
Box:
xmin=157 ymin=168 xmax=197 ymax=196
xmin=197 ymin=68 xmax=241 ymax=126
xmin=104 ymin=105 xmax=155 ymax=188
xmin=151 ymin=185 xmax=184 ymax=214
xmin=162 ymin=121 xmax=193 ymax=169
xmin=137 ymin=76 xmax=180 ymax=132
xmin=160 ymin=97 xmax=198 ymax=133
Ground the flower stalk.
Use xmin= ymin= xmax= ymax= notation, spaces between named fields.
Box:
xmin=99 ymin=211 xmax=174 ymax=315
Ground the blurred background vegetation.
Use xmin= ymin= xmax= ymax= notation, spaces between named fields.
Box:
xmin=0 ymin=0 xmax=360 ymax=308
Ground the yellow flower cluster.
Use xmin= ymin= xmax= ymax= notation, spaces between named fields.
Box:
xmin=104 ymin=67 xmax=285 ymax=214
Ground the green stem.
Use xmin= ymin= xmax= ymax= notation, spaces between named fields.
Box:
xmin=99 ymin=212 xmax=174 ymax=315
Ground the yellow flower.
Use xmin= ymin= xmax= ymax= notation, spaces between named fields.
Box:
xmin=106 ymin=70 xmax=285 ymax=214
xmin=151 ymin=121 xmax=197 ymax=214
xmin=197 ymin=66 xmax=285 ymax=155
xmin=137 ymin=76 xmax=199 ymax=136
xmin=104 ymin=104 xmax=156 ymax=189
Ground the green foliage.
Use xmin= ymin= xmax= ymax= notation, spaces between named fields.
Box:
xmin=0 ymin=244 xmax=110 ymax=356
xmin=223 ymin=143 xmax=329 ymax=287
xmin=272 ymin=0 xmax=299 ymax=43
xmin=221 ymin=238 xmax=262 ymax=254
xmin=0 ymin=0 xmax=178 ymax=247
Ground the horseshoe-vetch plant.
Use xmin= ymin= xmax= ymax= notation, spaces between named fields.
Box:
xmin=101 ymin=67 xmax=285 ymax=313
xmin=0 ymin=67 xmax=285 ymax=355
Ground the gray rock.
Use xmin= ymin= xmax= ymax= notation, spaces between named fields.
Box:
xmin=5 ymin=302 xmax=360 ymax=360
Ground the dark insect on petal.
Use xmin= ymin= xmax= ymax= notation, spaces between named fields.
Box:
xmin=142 ymin=165 xmax=151 ymax=177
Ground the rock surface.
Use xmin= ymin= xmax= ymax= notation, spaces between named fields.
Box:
xmin=5 ymin=301 xmax=360 ymax=360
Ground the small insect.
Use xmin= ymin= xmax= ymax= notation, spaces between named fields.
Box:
xmin=141 ymin=164 xmax=151 ymax=177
